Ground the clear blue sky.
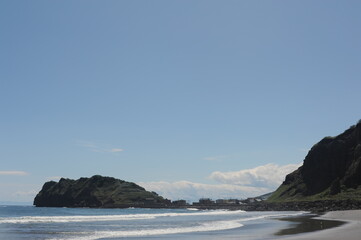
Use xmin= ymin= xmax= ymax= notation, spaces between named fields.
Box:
xmin=1 ymin=0 xmax=360 ymax=202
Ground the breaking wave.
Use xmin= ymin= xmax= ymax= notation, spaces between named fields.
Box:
xmin=0 ymin=209 xmax=245 ymax=224
xmin=46 ymin=212 xmax=305 ymax=239
xmin=49 ymin=219 xmax=244 ymax=240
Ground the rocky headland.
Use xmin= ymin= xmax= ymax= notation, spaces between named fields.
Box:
xmin=34 ymin=175 xmax=171 ymax=208
xmin=194 ymin=120 xmax=361 ymax=211
xmin=268 ymin=120 xmax=361 ymax=203
xmin=34 ymin=120 xmax=361 ymax=211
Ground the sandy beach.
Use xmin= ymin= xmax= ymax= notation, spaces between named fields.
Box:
xmin=279 ymin=210 xmax=361 ymax=240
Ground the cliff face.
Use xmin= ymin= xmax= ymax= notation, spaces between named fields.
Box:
xmin=269 ymin=120 xmax=361 ymax=201
xmin=34 ymin=175 xmax=169 ymax=208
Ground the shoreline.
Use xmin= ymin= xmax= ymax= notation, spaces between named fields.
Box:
xmin=2 ymin=205 xmax=361 ymax=239
xmin=277 ymin=210 xmax=361 ymax=240
xmin=33 ymin=199 xmax=361 ymax=212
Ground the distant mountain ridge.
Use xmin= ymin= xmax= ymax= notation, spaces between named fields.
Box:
xmin=269 ymin=120 xmax=361 ymax=202
xmin=34 ymin=175 xmax=170 ymax=208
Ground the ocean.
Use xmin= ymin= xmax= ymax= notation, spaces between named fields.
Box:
xmin=0 ymin=205 xmax=306 ymax=240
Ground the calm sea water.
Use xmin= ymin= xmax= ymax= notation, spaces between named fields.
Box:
xmin=0 ymin=205 xmax=305 ymax=240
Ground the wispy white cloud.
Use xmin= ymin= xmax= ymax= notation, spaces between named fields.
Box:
xmin=110 ymin=148 xmax=124 ymax=153
xmin=139 ymin=163 xmax=301 ymax=202
xmin=76 ymin=141 xmax=124 ymax=153
xmin=0 ymin=171 xmax=28 ymax=176
xmin=209 ymin=163 xmax=301 ymax=188
xmin=138 ymin=181 xmax=269 ymax=202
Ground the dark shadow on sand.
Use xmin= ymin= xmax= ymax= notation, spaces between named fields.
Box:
xmin=275 ymin=214 xmax=345 ymax=236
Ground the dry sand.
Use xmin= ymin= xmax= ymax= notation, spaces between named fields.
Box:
xmin=279 ymin=210 xmax=361 ymax=240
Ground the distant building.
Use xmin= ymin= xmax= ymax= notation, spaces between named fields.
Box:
xmin=243 ymin=198 xmax=262 ymax=203
xmin=198 ymin=198 xmax=215 ymax=205
xmin=172 ymin=200 xmax=187 ymax=205
xmin=163 ymin=199 xmax=172 ymax=205
xmin=216 ymin=199 xmax=227 ymax=204
xmin=215 ymin=199 xmax=239 ymax=204
xmin=227 ymin=199 xmax=240 ymax=204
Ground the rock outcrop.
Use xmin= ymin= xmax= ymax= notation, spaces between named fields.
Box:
xmin=269 ymin=120 xmax=361 ymax=202
xmin=34 ymin=175 xmax=170 ymax=208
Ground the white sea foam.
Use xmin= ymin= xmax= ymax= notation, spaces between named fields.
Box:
xmin=0 ymin=214 xmax=154 ymax=224
xmin=0 ymin=209 xmax=245 ymax=224
xmin=0 ymin=209 xmax=307 ymax=240
xmin=49 ymin=219 xmax=244 ymax=240
xmin=238 ymin=211 xmax=307 ymax=223
xmin=186 ymin=208 xmax=199 ymax=211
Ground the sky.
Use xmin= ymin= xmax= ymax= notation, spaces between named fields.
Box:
xmin=1 ymin=0 xmax=360 ymax=203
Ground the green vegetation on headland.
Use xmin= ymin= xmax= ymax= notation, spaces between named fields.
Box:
xmin=33 ymin=173 xmax=361 ymax=211
xmin=268 ymin=120 xmax=361 ymax=204
xmin=34 ymin=175 xmax=170 ymax=208
xmin=34 ymin=120 xmax=361 ymax=211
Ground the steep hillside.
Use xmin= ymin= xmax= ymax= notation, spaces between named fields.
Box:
xmin=34 ymin=175 xmax=170 ymax=208
xmin=269 ymin=120 xmax=361 ymax=202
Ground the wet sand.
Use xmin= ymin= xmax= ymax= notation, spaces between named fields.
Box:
xmin=278 ymin=210 xmax=361 ymax=240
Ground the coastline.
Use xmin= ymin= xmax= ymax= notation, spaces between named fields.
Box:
xmin=2 ymin=205 xmax=360 ymax=239
xmin=278 ymin=210 xmax=361 ymax=240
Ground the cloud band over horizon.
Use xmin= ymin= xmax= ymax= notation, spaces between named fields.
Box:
xmin=209 ymin=163 xmax=301 ymax=188
xmin=139 ymin=163 xmax=301 ymax=202
xmin=0 ymin=171 xmax=28 ymax=176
